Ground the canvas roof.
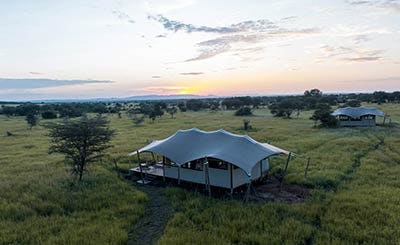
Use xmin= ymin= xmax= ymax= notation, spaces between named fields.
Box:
xmin=332 ymin=107 xmax=384 ymax=119
xmin=129 ymin=128 xmax=289 ymax=177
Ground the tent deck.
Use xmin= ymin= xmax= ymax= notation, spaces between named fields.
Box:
xmin=130 ymin=163 xmax=164 ymax=177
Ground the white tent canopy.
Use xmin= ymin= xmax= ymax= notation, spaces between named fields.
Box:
xmin=332 ymin=107 xmax=384 ymax=119
xmin=129 ymin=128 xmax=289 ymax=177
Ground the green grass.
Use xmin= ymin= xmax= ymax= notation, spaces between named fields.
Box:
xmin=1 ymin=103 xmax=400 ymax=244
xmin=0 ymin=116 xmax=147 ymax=244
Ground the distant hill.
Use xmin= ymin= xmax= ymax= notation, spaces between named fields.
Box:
xmin=23 ymin=94 xmax=218 ymax=103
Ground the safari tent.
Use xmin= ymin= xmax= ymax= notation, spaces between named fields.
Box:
xmin=332 ymin=107 xmax=385 ymax=127
xmin=129 ymin=128 xmax=290 ymax=193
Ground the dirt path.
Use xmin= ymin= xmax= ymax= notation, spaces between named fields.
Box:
xmin=127 ymin=184 xmax=174 ymax=245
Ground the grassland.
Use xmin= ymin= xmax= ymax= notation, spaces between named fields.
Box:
xmin=1 ymin=103 xmax=399 ymax=244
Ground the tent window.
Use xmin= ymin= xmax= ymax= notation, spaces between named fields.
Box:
xmin=208 ymin=158 xmax=228 ymax=170
xmin=164 ymin=158 xmax=177 ymax=166
xmin=361 ymin=115 xmax=375 ymax=120
xmin=181 ymin=160 xmax=203 ymax=171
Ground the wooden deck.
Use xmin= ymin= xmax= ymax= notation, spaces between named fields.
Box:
xmin=130 ymin=163 xmax=164 ymax=177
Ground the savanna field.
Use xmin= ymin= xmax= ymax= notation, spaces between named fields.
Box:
xmin=1 ymin=103 xmax=400 ymax=244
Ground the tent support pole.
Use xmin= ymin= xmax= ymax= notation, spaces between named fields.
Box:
xmin=260 ymin=160 xmax=263 ymax=179
xmin=137 ymin=150 xmax=144 ymax=184
xmin=151 ymin=152 xmax=156 ymax=162
xmin=178 ymin=165 xmax=181 ymax=185
xmin=162 ymin=156 xmax=166 ymax=182
xmin=265 ymin=157 xmax=270 ymax=180
xmin=204 ymin=158 xmax=211 ymax=197
xmin=128 ymin=156 xmax=132 ymax=176
xmin=207 ymin=163 xmax=211 ymax=197
xmin=304 ymin=157 xmax=311 ymax=179
xmin=244 ymin=180 xmax=251 ymax=202
xmin=280 ymin=152 xmax=292 ymax=187
xmin=230 ymin=163 xmax=233 ymax=195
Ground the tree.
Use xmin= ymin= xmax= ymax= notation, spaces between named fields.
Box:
xmin=167 ymin=106 xmax=178 ymax=118
xmin=177 ymin=102 xmax=187 ymax=112
xmin=1 ymin=106 xmax=16 ymax=117
xmin=310 ymin=103 xmax=338 ymax=128
xmin=292 ymin=98 xmax=305 ymax=117
xmin=372 ymin=91 xmax=388 ymax=104
xmin=148 ymin=110 xmax=157 ymax=123
xmin=47 ymin=115 xmax=115 ymax=181
xmin=133 ymin=115 xmax=145 ymax=126
xmin=26 ymin=114 xmax=39 ymax=129
xmin=235 ymin=107 xmax=252 ymax=116
xmin=304 ymin=88 xmax=322 ymax=97
xmin=186 ymin=99 xmax=204 ymax=111
xmin=243 ymin=119 xmax=252 ymax=130
xmin=269 ymin=99 xmax=297 ymax=118
xmin=343 ymin=100 xmax=361 ymax=107
xmin=41 ymin=111 xmax=58 ymax=119
xmin=152 ymin=103 xmax=164 ymax=118
xmin=59 ymin=105 xmax=83 ymax=118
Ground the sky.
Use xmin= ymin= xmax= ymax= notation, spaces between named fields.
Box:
xmin=0 ymin=0 xmax=400 ymax=101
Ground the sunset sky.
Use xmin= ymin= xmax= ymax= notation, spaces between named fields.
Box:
xmin=1 ymin=0 xmax=400 ymax=100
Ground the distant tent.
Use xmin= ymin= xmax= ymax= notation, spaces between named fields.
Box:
xmin=129 ymin=128 xmax=290 ymax=193
xmin=332 ymin=107 xmax=384 ymax=126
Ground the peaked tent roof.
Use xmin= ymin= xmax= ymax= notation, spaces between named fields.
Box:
xmin=130 ymin=128 xmax=289 ymax=177
xmin=332 ymin=107 xmax=384 ymax=118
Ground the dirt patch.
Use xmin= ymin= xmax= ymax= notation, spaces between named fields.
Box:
xmin=250 ymin=177 xmax=310 ymax=203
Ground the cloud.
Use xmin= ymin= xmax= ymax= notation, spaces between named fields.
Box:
xmin=135 ymin=86 xmax=188 ymax=94
xmin=150 ymin=15 xmax=319 ymax=62
xmin=347 ymin=0 xmax=400 ymax=13
xmin=341 ymin=56 xmax=382 ymax=62
xmin=318 ymin=45 xmax=384 ymax=62
xmin=112 ymin=10 xmax=135 ymax=24
xmin=347 ymin=0 xmax=372 ymax=5
xmin=180 ymin=72 xmax=204 ymax=75
xmin=148 ymin=15 xmax=237 ymax=34
xmin=152 ymin=75 xmax=162 ymax=78
xmin=185 ymin=28 xmax=317 ymax=62
xmin=352 ymin=34 xmax=370 ymax=44
xmin=0 ymin=78 xmax=113 ymax=90
xmin=29 ymin=71 xmax=44 ymax=75
xmin=149 ymin=15 xmax=316 ymax=35
xmin=337 ymin=76 xmax=400 ymax=83
xmin=155 ymin=34 xmax=167 ymax=38
xmin=145 ymin=0 xmax=196 ymax=13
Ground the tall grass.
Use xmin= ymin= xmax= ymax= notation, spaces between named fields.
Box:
xmin=1 ymin=103 xmax=399 ymax=244
xmin=0 ymin=116 xmax=147 ymax=244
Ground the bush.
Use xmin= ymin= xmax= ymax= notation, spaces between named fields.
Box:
xmin=235 ymin=107 xmax=252 ymax=116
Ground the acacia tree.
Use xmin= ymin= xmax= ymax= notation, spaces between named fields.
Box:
xmin=26 ymin=114 xmax=39 ymax=129
xmin=47 ymin=115 xmax=115 ymax=181
xmin=269 ymin=99 xmax=297 ymax=118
